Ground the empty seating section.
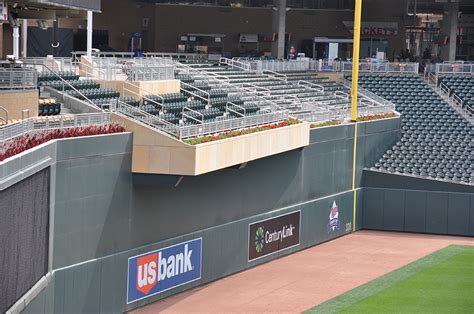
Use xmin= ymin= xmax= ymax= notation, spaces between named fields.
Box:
xmin=38 ymin=99 xmax=61 ymax=116
xmin=356 ymin=74 xmax=473 ymax=184
xmin=438 ymin=76 xmax=474 ymax=114
xmin=38 ymin=71 xmax=122 ymax=106
xmin=181 ymin=64 xmax=352 ymax=120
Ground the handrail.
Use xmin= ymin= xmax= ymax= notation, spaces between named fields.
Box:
xmin=34 ymin=63 xmax=98 ymax=108
xmin=219 ymin=57 xmax=252 ymax=72
xmin=0 ymin=113 xmax=112 ymax=143
xmin=176 ymin=62 xmax=283 ymax=112
xmin=226 ymin=101 xmax=246 ymax=117
xmin=297 ymin=80 xmax=324 ymax=94
xmin=115 ymin=100 xmax=181 ymax=138
xmin=0 ymin=106 xmax=8 ymax=125
xmin=123 ymin=87 xmax=164 ymax=111
xmin=439 ymin=82 xmax=450 ymax=97
xmin=77 ymin=60 xmax=110 ymax=80
xmin=180 ymin=81 xmax=210 ymax=104
xmin=182 ymin=107 xmax=204 ymax=124
xmin=262 ymin=70 xmax=287 ymax=82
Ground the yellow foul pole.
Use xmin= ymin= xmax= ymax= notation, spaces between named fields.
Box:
xmin=351 ymin=0 xmax=362 ymax=232
xmin=351 ymin=0 xmax=363 ymax=122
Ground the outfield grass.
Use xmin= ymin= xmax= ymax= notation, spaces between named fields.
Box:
xmin=306 ymin=245 xmax=474 ymax=314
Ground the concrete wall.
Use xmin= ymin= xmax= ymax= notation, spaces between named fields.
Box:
xmin=2 ymin=117 xmax=400 ymax=313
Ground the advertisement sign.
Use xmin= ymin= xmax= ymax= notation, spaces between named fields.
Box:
xmin=343 ymin=21 xmax=398 ymax=37
xmin=0 ymin=1 xmax=7 ymax=22
xmin=127 ymin=238 xmax=202 ymax=304
xmin=248 ymin=211 xmax=300 ymax=262
xmin=240 ymin=33 xmax=258 ymax=43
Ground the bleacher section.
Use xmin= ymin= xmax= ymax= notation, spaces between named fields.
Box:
xmin=438 ymin=76 xmax=474 ymax=115
xmin=177 ymin=63 xmax=354 ymax=122
xmin=35 ymin=59 xmax=395 ymax=142
xmin=350 ymin=74 xmax=473 ymax=185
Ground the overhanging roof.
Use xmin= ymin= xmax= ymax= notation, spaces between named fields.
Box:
xmin=16 ymin=0 xmax=101 ymax=12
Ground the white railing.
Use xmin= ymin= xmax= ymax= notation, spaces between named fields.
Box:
xmin=297 ymin=80 xmax=324 ymax=94
xmin=219 ymin=57 xmax=252 ymax=72
xmin=0 ymin=68 xmax=37 ymax=89
xmin=341 ymin=62 xmax=419 ymax=74
xmin=308 ymin=60 xmax=341 ymax=72
xmin=31 ymin=63 xmax=98 ymax=108
xmin=176 ymin=62 xmax=283 ymax=112
xmin=439 ymin=82 xmax=451 ymax=97
xmin=124 ymin=65 xmax=175 ymax=81
xmin=255 ymin=59 xmax=309 ymax=73
xmin=116 ymin=99 xmax=290 ymax=139
xmin=178 ymin=111 xmax=289 ymax=139
xmin=22 ymin=57 xmax=75 ymax=73
xmin=72 ymin=51 xmax=135 ymax=59
xmin=180 ymin=81 xmax=210 ymax=104
xmin=0 ymin=113 xmax=112 ymax=143
xmin=145 ymin=52 xmax=207 ymax=61
xmin=116 ymin=100 xmax=181 ymax=138
xmin=262 ymin=70 xmax=287 ymax=82
xmin=436 ymin=63 xmax=474 ymax=75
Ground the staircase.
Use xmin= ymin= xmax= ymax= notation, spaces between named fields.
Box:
xmin=431 ymin=84 xmax=474 ymax=124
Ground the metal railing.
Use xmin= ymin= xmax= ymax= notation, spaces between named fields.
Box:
xmin=262 ymin=70 xmax=287 ymax=82
xmin=219 ymin=57 xmax=252 ymax=72
xmin=255 ymin=59 xmax=310 ymax=73
xmin=341 ymin=62 xmax=419 ymax=74
xmin=0 ymin=68 xmax=38 ymax=89
xmin=116 ymin=100 xmax=181 ymax=138
xmin=180 ymin=81 xmax=210 ymax=104
xmin=124 ymin=65 xmax=175 ymax=81
xmin=178 ymin=111 xmax=290 ymax=139
xmin=72 ymin=51 xmax=135 ymax=59
xmin=31 ymin=63 xmax=98 ymax=108
xmin=308 ymin=60 xmax=341 ymax=72
xmin=0 ymin=113 xmax=112 ymax=143
xmin=297 ymin=80 xmax=324 ymax=94
xmin=435 ymin=63 xmax=474 ymax=75
xmin=22 ymin=57 xmax=75 ymax=73
xmin=176 ymin=62 xmax=283 ymax=112
xmin=0 ymin=106 xmax=8 ymax=125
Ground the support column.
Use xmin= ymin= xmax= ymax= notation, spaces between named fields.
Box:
xmin=12 ymin=25 xmax=19 ymax=59
xmin=271 ymin=0 xmax=286 ymax=59
xmin=0 ymin=23 xmax=3 ymax=59
xmin=87 ymin=10 xmax=93 ymax=60
xmin=52 ymin=20 xmax=58 ymax=56
xmin=21 ymin=19 xmax=27 ymax=58
xmin=440 ymin=1 xmax=459 ymax=61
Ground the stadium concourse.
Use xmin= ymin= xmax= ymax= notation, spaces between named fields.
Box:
xmin=0 ymin=0 xmax=474 ymax=313
xmin=132 ymin=231 xmax=474 ymax=313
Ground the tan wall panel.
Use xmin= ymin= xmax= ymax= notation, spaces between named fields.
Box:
xmin=113 ymin=113 xmax=310 ymax=176
xmin=0 ymin=90 xmax=39 ymax=120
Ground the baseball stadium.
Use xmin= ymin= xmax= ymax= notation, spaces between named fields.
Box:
xmin=0 ymin=0 xmax=473 ymax=313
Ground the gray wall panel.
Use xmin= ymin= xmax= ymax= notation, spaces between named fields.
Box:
xmin=404 ymin=191 xmax=427 ymax=233
xmin=362 ymin=188 xmax=384 ymax=230
xmin=447 ymin=194 xmax=470 ymax=236
xmin=362 ymin=188 xmax=473 ymax=236
xmin=425 ymin=192 xmax=448 ymax=234
xmin=382 ymin=190 xmax=405 ymax=231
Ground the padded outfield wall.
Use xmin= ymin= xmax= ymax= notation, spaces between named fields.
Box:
xmin=0 ymin=118 xmax=400 ymax=313
xmin=361 ymin=170 xmax=474 ymax=236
